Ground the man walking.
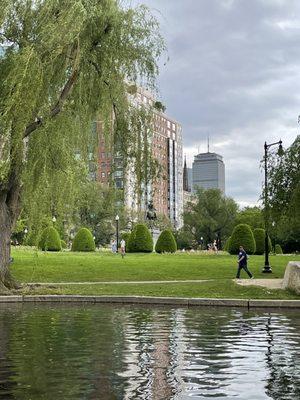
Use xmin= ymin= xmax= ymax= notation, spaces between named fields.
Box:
xmin=236 ymin=245 xmax=254 ymax=279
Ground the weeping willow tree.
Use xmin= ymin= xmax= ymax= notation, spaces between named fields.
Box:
xmin=0 ymin=0 xmax=165 ymax=290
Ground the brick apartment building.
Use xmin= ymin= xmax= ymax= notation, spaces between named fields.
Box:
xmin=96 ymin=88 xmax=183 ymax=228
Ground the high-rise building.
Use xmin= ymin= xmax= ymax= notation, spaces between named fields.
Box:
xmin=183 ymin=157 xmax=192 ymax=193
xmin=192 ymin=151 xmax=225 ymax=194
xmin=96 ymin=88 xmax=183 ymax=228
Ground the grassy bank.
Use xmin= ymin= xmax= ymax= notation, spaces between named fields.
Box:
xmin=10 ymin=248 xmax=300 ymax=299
xmin=22 ymin=280 xmax=298 ymax=300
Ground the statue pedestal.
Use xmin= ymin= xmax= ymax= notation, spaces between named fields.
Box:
xmin=152 ymin=228 xmax=161 ymax=249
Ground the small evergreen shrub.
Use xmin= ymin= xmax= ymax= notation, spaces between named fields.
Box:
xmin=127 ymin=224 xmax=153 ymax=253
xmin=71 ymin=228 xmax=95 ymax=252
xmin=253 ymin=228 xmax=265 ymax=255
xmin=126 ymin=230 xmax=135 ymax=253
xmin=275 ymin=244 xmax=283 ymax=254
xmin=228 ymin=224 xmax=256 ymax=255
xmin=155 ymin=230 xmax=177 ymax=253
xmin=38 ymin=227 xmax=61 ymax=252
xmin=253 ymin=228 xmax=272 ymax=254
xmin=61 ymin=240 xmax=67 ymax=249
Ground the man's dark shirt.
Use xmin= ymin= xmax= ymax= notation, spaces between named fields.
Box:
xmin=238 ymin=250 xmax=247 ymax=266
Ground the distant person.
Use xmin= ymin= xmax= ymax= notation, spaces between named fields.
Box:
xmin=120 ymin=239 xmax=126 ymax=258
xmin=111 ymin=239 xmax=117 ymax=254
xmin=213 ymin=240 xmax=218 ymax=254
xmin=236 ymin=246 xmax=254 ymax=279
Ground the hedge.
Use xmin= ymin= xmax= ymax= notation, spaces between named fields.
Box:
xmin=155 ymin=230 xmax=177 ymax=253
xmin=71 ymin=228 xmax=95 ymax=252
xmin=253 ymin=228 xmax=272 ymax=255
xmin=228 ymin=224 xmax=256 ymax=255
xmin=38 ymin=227 xmax=61 ymax=252
xmin=275 ymin=244 xmax=283 ymax=254
xmin=127 ymin=224 xmax=153 ymax=253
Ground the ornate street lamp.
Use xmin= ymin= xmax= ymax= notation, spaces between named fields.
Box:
xmin=115 ymin=215 xmax=120 ymax=250
xmin=262 ymin=140 xmax=283 ymax=273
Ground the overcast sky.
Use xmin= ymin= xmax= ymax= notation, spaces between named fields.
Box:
xmin=133 ymin=0 xmax=300 ymax=207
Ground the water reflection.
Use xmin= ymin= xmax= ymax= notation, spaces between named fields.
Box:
xmin=0 ymin=304 xmax=299 ymax=399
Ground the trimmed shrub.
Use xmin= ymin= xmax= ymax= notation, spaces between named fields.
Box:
xmin=224 ymin=236 xmax=231 ymax=252
xmin=127 ymin=224 xmax=153 ymax=253
xmin=61 ymin=240 xmax=67 ymax=249
xmin=275 ymin=244 xmax=283 ymax=254
xmin=38 ymin=227 xmax=61 ymax=252
xmin=126 ymin=230 xmax=135 ymax=253
xmin=155 ymin=230 xmax=177 ymax=253
xmin=71 ymin=228 xmax=95 ymax=252
xmin=228 ymin=224 xmax=256 ymax=255
xmin=253 ymin=228 xmax=272 ymax=254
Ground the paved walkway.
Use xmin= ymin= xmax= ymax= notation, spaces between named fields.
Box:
xmin=234 ymin=278 xmax=283 ymax=289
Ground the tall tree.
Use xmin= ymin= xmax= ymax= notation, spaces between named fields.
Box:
xmin=184 ymin=188 xmax=238 ymax=248
xmin=235 ymin=206 xmax=264 ymax=230
xmin=267 ymin=135 xmax=300 ymax=251
xmin=0 ymin=0 xmax=164 ymax=289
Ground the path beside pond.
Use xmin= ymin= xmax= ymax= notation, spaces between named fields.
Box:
xmin=235 ymin=278 xmax=283 ymax=289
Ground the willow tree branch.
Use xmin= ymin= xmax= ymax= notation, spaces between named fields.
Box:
xmin=23 ymin=42 xmax=80 ymax=138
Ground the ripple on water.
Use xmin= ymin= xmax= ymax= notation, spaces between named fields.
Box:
xmin=0 ymin=305 xmax=299 ymax=399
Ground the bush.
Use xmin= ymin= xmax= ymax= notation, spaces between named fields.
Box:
xmin=127 ymin=224 xmax=153 ymax=253
xmin=228 ymin=224 xmax=256 ymax=255
xmin=38 ymin=227 xmax=61 ymax=252
xmin=253 ymin=228 xmax=272 ymax=255
xmin=224 ymin=236 xmax=231 ymax=252
xmin=61 ymin=240 xmax=67 ymax=249
xmin=275 ymin=244 xmax=283 ymax=254
xmin=126 ymin=230 xmax=135 ymax=253
xmin=71 ymin=228 xmax=95 ymax=252
xmin=155 ymin=230 xmax=177 ymax=253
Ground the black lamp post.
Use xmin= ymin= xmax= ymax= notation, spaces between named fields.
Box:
xmin=115 ymin=215 xmax=120 ymax=250
xmin=262 ymin=140 xmax=284 ymax=273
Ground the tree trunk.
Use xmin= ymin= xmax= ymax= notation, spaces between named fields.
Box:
xmin=0 ymin=190 xmax=21 ymax=291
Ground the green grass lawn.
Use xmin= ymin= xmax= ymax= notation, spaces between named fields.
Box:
xmin=10 ymin=247 xmax=300 ymax=299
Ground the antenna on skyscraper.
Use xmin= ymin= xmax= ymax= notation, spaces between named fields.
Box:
xmin=207 ymin=135 xmax=210 ymax=153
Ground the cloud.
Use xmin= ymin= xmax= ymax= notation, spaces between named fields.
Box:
xmin=134 ymin=0 xmax=300 ymax=206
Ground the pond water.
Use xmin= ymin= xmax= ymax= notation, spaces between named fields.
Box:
xmin=0 ymin=304 xmax=299 ymax=400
